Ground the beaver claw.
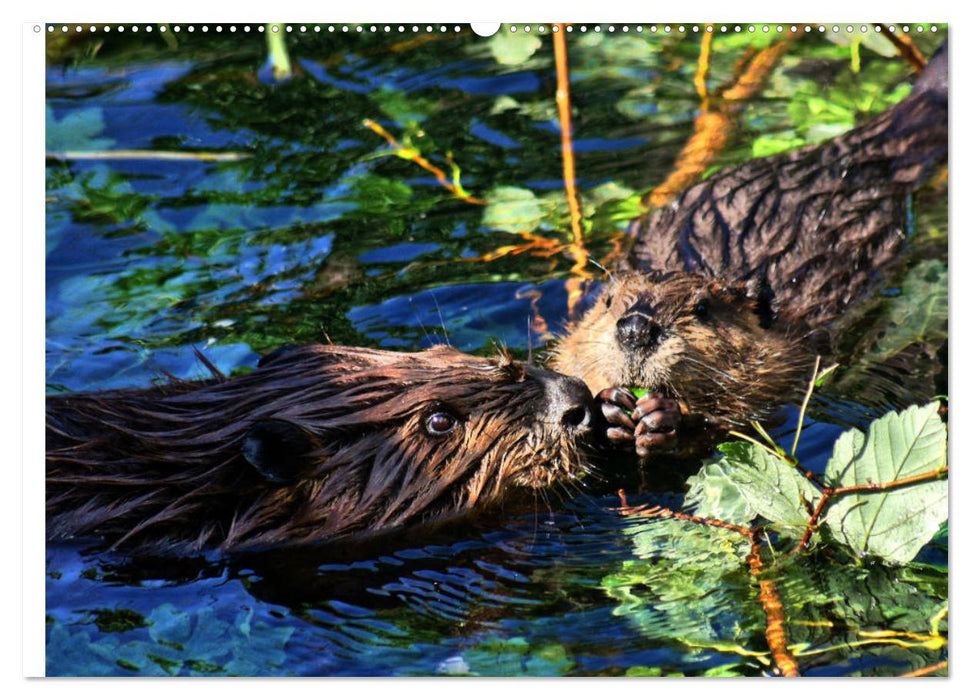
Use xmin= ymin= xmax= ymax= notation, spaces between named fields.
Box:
xmin=631 ymin=393 xmax=681 ymax=458
xmin=596 ymin=388 xmax=681 ymax=458
xmin=596 ymin=387 xmax=636 ymax=445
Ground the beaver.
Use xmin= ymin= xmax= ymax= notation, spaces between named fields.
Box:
xmin=552 ymin=42 xmax=948 ymax=459
xmin=47 ymin=344 xmax=597 ymax=554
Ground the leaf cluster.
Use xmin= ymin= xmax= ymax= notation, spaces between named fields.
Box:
xmin=685 ymin=403 xmax=948 ymax=565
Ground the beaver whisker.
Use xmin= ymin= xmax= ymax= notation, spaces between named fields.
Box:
xmin=679 ymin=356 xmax=743 ymax=387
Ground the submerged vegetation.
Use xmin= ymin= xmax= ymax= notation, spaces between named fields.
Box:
xmin=45 ymin=24 xmax=946 ymax=676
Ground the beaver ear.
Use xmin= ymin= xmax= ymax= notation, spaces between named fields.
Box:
xmin=242 ymin=419 xmax=318 ymax=483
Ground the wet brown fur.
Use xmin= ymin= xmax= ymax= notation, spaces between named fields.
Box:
xmin=552 ymin=271 xmax=814 ymax=428
xmin=553 ymin=45 xmax=947 ymax=430
xmin=47 ymin=345 xmax=594 ymax=554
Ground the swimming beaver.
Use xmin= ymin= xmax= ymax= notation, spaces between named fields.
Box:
xmin=552 ymin=43 xmax=948 ymax=459
xmin=47 ymin=345 xmax=597 ymax=554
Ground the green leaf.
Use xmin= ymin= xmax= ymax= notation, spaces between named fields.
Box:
xmin=751 ymin=132 xmax=806 ymax=158
xmin=685 ymin=442 xmax=818 ymax=535
xmin=601 ymin=516 xmax=761 ymax=666
xmin=684 ymin=459 xmax=759 ymax=526
xmin=823 ymin=403 xmax=948 ymax=565
xmin=46 ymin=106 xmax=115 ymax=152
xmin=488 ymin=28 xmax=542 ymax=66
xmin=489 ymin=95 xmax=558 ymax=122
xmin=452 ymin=636 xmax=574 ymax=676
xmin=87 ymin=608 xmax=149 ymax=634
xmin=825 ymin=29 xmax=899 ymax=58
xmin=482 ymin=186 xmax=543 ymax=233
xmin=584 ymin=181 xmax=636 ymax=207
xmin=869 ymin=260 xmax=948 ymax=362
xmin=787 ymin=60 xmax=912 ymax=144
xmin=371 ymin=87 xmax=436 ymax=127
xmin=814 ymin=363 xmax=840 ymax=388
xmin=347 ymin=175 xmax=414 ymax=217
xmin=626 ymin=665 xmax=684 ymax=677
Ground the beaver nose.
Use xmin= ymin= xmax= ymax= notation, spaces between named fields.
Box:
xmin=532 ymin=369 xmax=595 ymax=432
xmin=616 ymin=313 xmax=662 ymax=351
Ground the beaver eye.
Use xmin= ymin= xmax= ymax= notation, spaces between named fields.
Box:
xmin=604 ymin=295 xmax=613 ymax=309
xmin=425 ymin=412 xmax=457 ymax=436
xmin=694 ymin=299 xmax=711 ymax=321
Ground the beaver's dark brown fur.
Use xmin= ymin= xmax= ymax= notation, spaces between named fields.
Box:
xmin=552 ymin=44 xmax=947 ymax=458
xmin=47 ymin=345 xmax=597 ymax=554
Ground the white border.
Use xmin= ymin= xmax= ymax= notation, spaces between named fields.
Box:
xmin=23 ymin=20 xmax=45 ymax=681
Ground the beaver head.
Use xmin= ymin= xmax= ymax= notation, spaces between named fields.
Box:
xmin=46 ymin=345 xmax=597 ymax=554
xmin=551 ymin=271 xmax=816 ymax=427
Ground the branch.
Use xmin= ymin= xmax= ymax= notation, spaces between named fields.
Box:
xmin=693 ymin=26 xmax=714 ymax=105
xmin=361 ymin=119 xmax=486 ymax=205
xmin=795 ymin=465 xmax=949 ymax=552
xmin=900 ymin=660 xmax=947 ymax=677
xmin=647 ymin=34 xmax=795 ymax=208
xmin=615 ymin=490 xmax=800 ymax=677
xmin=553 ymin=24 xmax=592 ymax=317
xmin=47 ymin=150 xmax=248 ymax=162
xmin=874 ymin=25 xmax=927 ymax=71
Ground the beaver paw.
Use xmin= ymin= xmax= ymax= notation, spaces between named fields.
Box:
xmin=595 ymin=389 xmax=682 ymax=457
xmin=596 ymin=387 xmax=639 ymax=447
xmin=631 ymin=393 xmax=681 ymax=458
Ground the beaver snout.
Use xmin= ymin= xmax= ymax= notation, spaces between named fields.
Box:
xmin=531 ymin=369 xmax=596 ymax=434
xmin=616 ymin=312 xmax=662 ymax=352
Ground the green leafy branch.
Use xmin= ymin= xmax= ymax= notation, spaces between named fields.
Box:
xmin=361 ymin=119 xmax=485 ymax=205
xmin=615 ymin=492 xmax=799 ymax=677
xmin=615 ymin=365 xmax=949 ymax=676
xmin=696 ymin=361 xmax=949 ymax=564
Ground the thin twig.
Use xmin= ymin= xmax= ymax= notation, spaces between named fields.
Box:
xmin=47 ymin=150 xmax=249 ymax=162
xmin=362 ymin=119 xmax=486 ymax=205
xmin=553 ymin=24 xmax=592 ymax=317
xmin=900 ymin=660 xmax=947 ymax=677
xmin=874 ymin=25 xmax=927 ymax=71
xmin=795 ymin=466 xmax=949 ymax=552
xmin=791 ymin=356 xmax=822 ymax=458
xmin=614 ymin=491 xmax=800 ymax=677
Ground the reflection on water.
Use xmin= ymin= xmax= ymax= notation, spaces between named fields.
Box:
xmin=45 ymin=26 xmax=947 ymax=676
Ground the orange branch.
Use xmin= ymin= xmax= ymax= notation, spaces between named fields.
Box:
xmin=553 ymin=24 xmax=591 ymax=317
xmin=718 ymin=37 xmax=793 ymax=101
xmin=874 ymin=25 xmax=927 ymax=71
xmin=648 ymin=35 xmax=794 ymax=209
xmin=694 ymin=26 xmax=714 ymax=106
xmin=616 ymin=494 xmax=754 ymax=539
xmin=552 ymin=24 xmax=584 ymax=250
xmin=362 ymin=119 xmax=486 ymax=205
xmin=748 ymin=539 xmax=801 ymax=677
xmin=795 ymin=466 xmax=949 ymax=552
xmin=615 ymin=490 xmax=800 ymax=677
xmin=900 ymin=660 xmax=947 ymax=677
